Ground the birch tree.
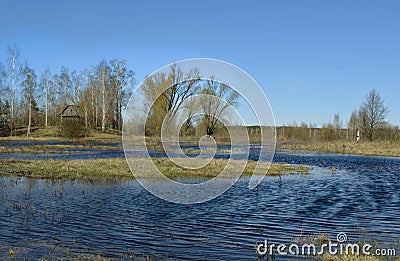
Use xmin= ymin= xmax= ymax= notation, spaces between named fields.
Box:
xmin=7 ymin=44 xmax=20 ymax=135
xmin=50 ymin=73 xmax=62 ymax=125
xmin=110 ymin=59 xmax=134 ymax=131
xmin=0 ymin=64 xmax=7 ymax=126
xmin=21 ymin=64 xmax=36 ymax=136
xmin=99 ymin=60 xmax=109 ymax=132
xmin=78 ymin=87 xmax=91 ymax=129
xmin=39 ymin=68 xmax=52 ymax=126
xmin=71 ymin=70 xmax=83 ymax=103
xmin=56 ymin=66 xmax=71 ymax=105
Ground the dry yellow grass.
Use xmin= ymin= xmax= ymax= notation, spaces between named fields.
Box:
xmin=0 ymin=126 xmax=122 ymax=143
xmin=0 ymin=144 xmax=121 ymax=154
xmin=278 ymin=141 xmax=400 ymax=157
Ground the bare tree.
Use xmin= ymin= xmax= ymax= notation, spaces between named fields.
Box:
xmin=0 ymin=64 xmax=8 ymax=126
xmin=21 ymin=64 xmax=36 ymax=137
xmin=199 ymin=78 xmax=239 ymax=136
xmin=71 ymin=70 xmax=83 ymax=103
xmin=7 ymin=44 xmax=20 ymax=135
xmin=141 ymin=64 xmax=201 ymax=136
xmin=333 ymin=113 xmax=342 ymax=138
xmin=333 ymin=114 xmax=342 ymax=129
xmin=89 ymin=71 xmax=99 ymax=127
xmin=56 ymin=66 xmax=71 ymax=105
xmin=0 ymin=62 xmax=6 ymax=99
xmin=99 ymin=60 xmax=109 ymax=132
xmin=347 ymin=110 xmax=358 ymax=140
xmin=49 ymin=73 xmax=62 ymax=125
xmin=360 ymin=89 xmax=389 ymax=141
xmin=0 ymin=63 xmax=5 ymax=90
xmin=142 ymin=73 xmax=168 ymax=136
xmin=39 ymin=68 xmax=52 ymax=126
xmin=78 ymin=87 xmax=91 ymax=129
xmin=110 ymin=59 xmax=134 ymax=131
xmin=164 ymin=64 xmax=200 ymax=120
xmin=180 ymin=96 xmax=200 ymax=136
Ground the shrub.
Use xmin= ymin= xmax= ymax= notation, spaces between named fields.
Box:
xmin=60 ymin=118 xmax=86 ymax=138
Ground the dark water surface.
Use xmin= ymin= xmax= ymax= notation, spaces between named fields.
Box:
xmin=0 ymin=149 xmax=399 ymax=260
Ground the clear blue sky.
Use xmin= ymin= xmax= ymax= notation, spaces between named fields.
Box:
xmin=0 ymin=0 xmax=399 ymax=127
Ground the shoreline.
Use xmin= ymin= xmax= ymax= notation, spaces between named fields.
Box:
xmin=1 ymin=136 xmax=399 ymax=158
xmin=2 ymin=125 xmax=399 ymax=158
xmin=277 ymin=141 xmax=400 ymax=158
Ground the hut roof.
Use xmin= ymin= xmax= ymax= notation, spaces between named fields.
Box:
xmin=58 ymin=105 xmax=82 ymax=118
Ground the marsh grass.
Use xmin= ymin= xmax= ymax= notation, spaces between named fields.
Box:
xmin=179 ymin=147 xmax=232 ymax=154
xmin=0 ymin=158 xmax=310 ymax=180
xmin=278 ymin=141 xmax=400 ymax=157
xmin=150 ymin=158 xmax=309 ymax=178
xmin=294 ymin=232 xmax=331 ymax=246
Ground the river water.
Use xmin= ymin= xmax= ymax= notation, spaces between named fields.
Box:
xmin=0 ymin=146 xmax=399 ymax=260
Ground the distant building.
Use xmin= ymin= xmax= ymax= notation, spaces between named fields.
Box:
xmin=58 ymin=105 xmax=81 ymax=121
xmin=58 ymin=105 xmax=85 ymax=137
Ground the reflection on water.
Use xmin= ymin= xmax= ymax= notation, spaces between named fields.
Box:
xmin=0 ymin=152 xmax=399 ymax=260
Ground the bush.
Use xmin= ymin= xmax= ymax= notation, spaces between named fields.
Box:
xmin=60 ymin=118 xmax=86 ymax=138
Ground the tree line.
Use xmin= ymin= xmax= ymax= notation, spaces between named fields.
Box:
xmin=0 ymin=44 xmax=396 ymax=142
xmin=277 ymin=89 xmax=398 ymax=142
xmin=0 ymin=45 xmax=239 ymax=138
xmin=0 ymin=44 xmax=134 ymax=136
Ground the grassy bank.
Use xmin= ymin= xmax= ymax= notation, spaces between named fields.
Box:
xmin=278 ymin=141 xmax=400 ymax=158
xmin=0 ymin=126 xmax=122 ymax=144
xmin=0 ymin=144 xmax=121 ymax=154
xmin=0 ymin=158 xmax=310 ymax=180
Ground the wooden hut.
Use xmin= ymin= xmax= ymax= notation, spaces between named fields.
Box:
xmin=59 ymin=105 xmax=81 ymax=120
xmin=58 ymin=105 xmax=85 ymax=137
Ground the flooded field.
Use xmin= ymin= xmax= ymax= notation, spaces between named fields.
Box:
xmin=0 ymin=147 xmax=399 ymax=260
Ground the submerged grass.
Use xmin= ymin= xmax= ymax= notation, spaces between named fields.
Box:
xmin=0 ymin=158 xmax=310 ymax=180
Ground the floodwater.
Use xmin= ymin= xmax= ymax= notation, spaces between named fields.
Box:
xmin=0 ymin=145 xmax=399 ymax=260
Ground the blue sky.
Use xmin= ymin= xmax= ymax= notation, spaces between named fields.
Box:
xmin=0 ymin=0 xmax=399 ymax=126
